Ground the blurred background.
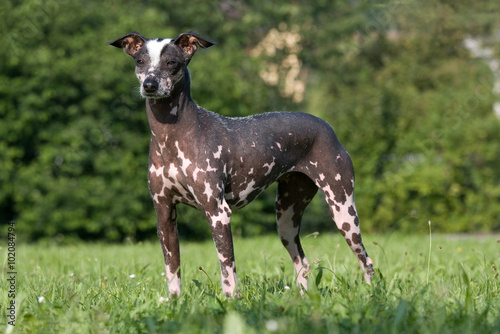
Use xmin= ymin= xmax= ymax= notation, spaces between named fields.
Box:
xmin=1 ymin=0 xmax=499 ymax=243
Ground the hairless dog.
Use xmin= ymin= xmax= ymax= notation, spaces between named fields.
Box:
xmin=108 ymin=31 xmax=374 ymax=297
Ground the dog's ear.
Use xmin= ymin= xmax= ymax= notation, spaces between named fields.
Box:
xmin=174 ymin=32 xmax=215 ymax=57
xmin=107 ymin=32 xmax=147 ymax=57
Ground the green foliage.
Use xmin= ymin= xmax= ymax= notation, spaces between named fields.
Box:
xmin=1 ymin=0 xmax=500 ymax=241
xmin=306 ymin=1 xmax=500 ymax=233
xmin=4 ymin=234 xmax=500 ymax=333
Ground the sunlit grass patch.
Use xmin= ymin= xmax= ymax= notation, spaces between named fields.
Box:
xmin=2 ymin=233 xmax=499 ymax=333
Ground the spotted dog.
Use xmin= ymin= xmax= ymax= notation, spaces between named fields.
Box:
xmin=108 ymin=31 xmax=374 ymax=297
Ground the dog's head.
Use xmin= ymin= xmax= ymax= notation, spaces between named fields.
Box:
xmin=108 ymin=32 xmax=214 ymax=99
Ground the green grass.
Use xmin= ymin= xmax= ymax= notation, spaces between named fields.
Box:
xmin=2 ymin=233 xmax=500 ymax=333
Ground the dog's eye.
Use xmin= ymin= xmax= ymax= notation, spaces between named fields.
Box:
xmin=166 ymin=60 xmax=177 ymax=66
xmin=136 ymin=59 xmax=145 ymax=66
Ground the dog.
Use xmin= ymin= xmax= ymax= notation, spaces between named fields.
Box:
xmin=108 ymin=31 xmax=374 ymax=297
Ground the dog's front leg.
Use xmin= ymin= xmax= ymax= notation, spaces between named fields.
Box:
xmin=156 ymin=204 xmax=181 ymax=296
xmin=205 ymin=197 xmax=238 ymax=297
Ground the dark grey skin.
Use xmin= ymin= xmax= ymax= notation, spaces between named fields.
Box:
xmin=108 ymin=32 xmax=374 ymax=297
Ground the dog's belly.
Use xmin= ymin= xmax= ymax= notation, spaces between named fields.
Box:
xmin=224 ymin=178 xmax=270 ymax=209
xmin=222 ymin=155 xmax=292 ymax=209
xmin=218 ymin=114 xmax=322 ymax=209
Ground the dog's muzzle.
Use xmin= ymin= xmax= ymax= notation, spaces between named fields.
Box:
xmin=143 ymin=77 xmax=159 ymax=95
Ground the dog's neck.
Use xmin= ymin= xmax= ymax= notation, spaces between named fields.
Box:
xmin=146 ymin=68 xmax=196 ymax=127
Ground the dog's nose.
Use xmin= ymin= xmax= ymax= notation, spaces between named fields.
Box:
xmin=143 ymin=77 xmax=158 ymax=94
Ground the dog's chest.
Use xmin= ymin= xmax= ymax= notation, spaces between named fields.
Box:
xmin=148 ymin=135 xmax=210 ymax=207
xmin=147 ymin=133 xmax=289 ymax=209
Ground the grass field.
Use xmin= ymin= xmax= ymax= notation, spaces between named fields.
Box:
xmin=2 ymin=232 xmax=500 ymax=333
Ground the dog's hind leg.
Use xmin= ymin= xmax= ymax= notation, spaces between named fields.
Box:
xmin=330 ymin=193 xmax=374 ymax=283
xmin=275 ymin=172 xmax=318 ymax=294
xmin=315 ymin=153 xmax=374 ymax=284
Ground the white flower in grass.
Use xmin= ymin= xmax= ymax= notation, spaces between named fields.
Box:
xmin=129 ymin=274 xmax=135 ymax=278
xmin=266 ymin=320 xmax=279 ymax=331
xmin=159 ymin=297 xmax=169 ymax=303
xmin=38 ymin=296 xmax=45 ymax=303
xmin=284 ymin=286 xmax=290 ymax=290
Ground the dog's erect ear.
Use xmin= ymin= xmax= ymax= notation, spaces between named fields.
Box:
xmin=106 ymin=32 xmax=147 ymax=57
xmin=174 ymin=32 xmax=215 ymax=57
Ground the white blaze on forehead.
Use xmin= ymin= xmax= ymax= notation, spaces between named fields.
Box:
xmin=146 ymin=38 xmax=173 ymax=68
